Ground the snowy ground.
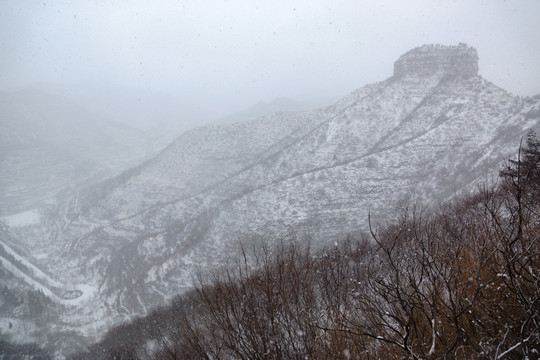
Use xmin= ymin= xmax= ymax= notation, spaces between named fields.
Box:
xmin=0 ymin=239 xmax=96 ymax=306
xmin=1 ymin=209 xmax=41 ymax=227
xmin=0 ymin=317 xmax=37 ymax=343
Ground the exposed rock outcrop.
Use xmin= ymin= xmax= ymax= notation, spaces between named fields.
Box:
xmin=393 ymin=43 xmax=478 ymax=79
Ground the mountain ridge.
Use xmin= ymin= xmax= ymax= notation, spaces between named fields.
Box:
xmin=1 ymin=44 xmax=540 ymax=355
xmin=52 ymin=44 xmax=538 ymax=301
xmin=54 ymin=43 xmax=540 ymax=289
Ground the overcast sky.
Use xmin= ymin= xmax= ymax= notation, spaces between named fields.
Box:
xmin=1 ymin=0 xmax=540 ymax=116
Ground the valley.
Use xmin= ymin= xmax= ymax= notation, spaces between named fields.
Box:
xmin=1 ymin=44 xmax=539 ymax=357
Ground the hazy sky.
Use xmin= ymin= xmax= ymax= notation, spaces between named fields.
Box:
xmin=1 ymin=0 xmax=540 ymax=115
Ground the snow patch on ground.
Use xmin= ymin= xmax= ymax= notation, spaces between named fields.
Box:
xmin=1 ymin=209 xmax=41 ymax=227
xmin=63 ymin=284 xmax=97 ymax=306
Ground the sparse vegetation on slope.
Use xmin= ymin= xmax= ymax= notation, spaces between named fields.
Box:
xmin=70 ymin=134 xmax=540 ymax=359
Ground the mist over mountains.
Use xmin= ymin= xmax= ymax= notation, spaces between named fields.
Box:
xmin=0 ymin=88 xmax=166 ymax=217
xmin=1 ymin=44 xmax=540 ymax=356
xmin=32 ymin=83 xmax=220 ymax=137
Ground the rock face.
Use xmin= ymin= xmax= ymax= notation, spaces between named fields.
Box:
xmin=2 ymin=44 xmax=539 ymax=355
xmin=393 ymin=43 xmax=478 ymax=79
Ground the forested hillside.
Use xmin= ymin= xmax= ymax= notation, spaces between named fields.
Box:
xmin=72 ymin=133 xmax=540 ymax=359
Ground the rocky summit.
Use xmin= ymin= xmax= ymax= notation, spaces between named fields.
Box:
xmin=393 ymin=43 xmax=478 ymax=79
xmin=1 ymin=44 xmax=539 ymax=355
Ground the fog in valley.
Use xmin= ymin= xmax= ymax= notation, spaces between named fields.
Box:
xmin=2 ymin=1 xmax=540 ymax=358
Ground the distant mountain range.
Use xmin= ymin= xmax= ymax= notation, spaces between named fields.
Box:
xmin=0 ymin=89 xmax=164 ymax=216
xmin=1 ymin=43 xmax=539 ymax=356
xmin=32 ymin=83 xmax=218 ymax=139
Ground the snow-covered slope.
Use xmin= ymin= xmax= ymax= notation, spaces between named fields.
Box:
xmin=3 ymin=44 xmax=540 ymax=355
xmin=219 ymin=97 xmax=318 ymax=124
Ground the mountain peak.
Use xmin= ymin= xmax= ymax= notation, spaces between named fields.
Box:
xmin=393 ymin=43 xmax=478 ymax=79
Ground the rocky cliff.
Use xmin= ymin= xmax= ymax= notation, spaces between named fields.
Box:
xmin=393 ymin=43 xmax=478 ymax=79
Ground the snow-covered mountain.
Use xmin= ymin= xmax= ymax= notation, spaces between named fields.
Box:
xmin=2 ymin=44 xmax=540 ymax=355
xmin=0 ymin=89 xmax=162 ymax=216
xmin=218 ymin=97 xmax=319 ymax=124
